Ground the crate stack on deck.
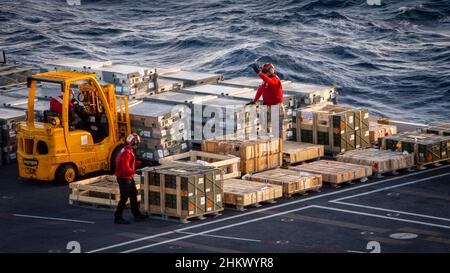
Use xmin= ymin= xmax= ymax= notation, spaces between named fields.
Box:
xmin=378 ymin=131 xmax=450 ymax=168
xmin=202 ymin=136 xmax=283 ymax=174
xmin=141 ymin=163 xmax=224 ymax=223
xmin=128 ymin=101 xmax=191 ymax=163
xmin=0 ymin=108 xmax=25 ymax=165
xmin=45 ymin=58 xmax=157 ymax=98
xmin=296 ymin=104 xmax=370 ymax=155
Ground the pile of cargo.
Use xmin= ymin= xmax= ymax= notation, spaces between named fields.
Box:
xmin=141 ymin=163 xmax=224 ymax=223
xmin=223 ymin=179 xmax=283 ymax=210
xmin=282 ymin=141 xmax=324 ymax=167
xmin=158 ymin=150 xmax=241 ymax=180
xmin=369 ymin=121 xmax=398 ymax=143
xmin=46 ymin=58 xmax=157 ymax=98
xmin=202 ymin=136 xmax=283 ymax=174
xmin=290 ymin=160 xmax=373 ymax=187
xmin=0 ymin=108 xmax=25 ymax=165
xmin=128 ymin=101 xmax=191 ymax=162
xmin=379 ymin=131 xmax=450 ymax=168
xmin=244 ymin=168 xmax=322 ymax=197
xmin=296 ymin=104 xmax=370 ymax=154
xmin=336 ymin=148 xmax=414 ymax=176
xmin=422 ymin=122 xmax=450 ymax=136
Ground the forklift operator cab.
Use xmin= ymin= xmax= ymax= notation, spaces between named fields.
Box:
xmin=16 ymin=71 xmax=131 ymax=184
xmin=47 ymin=86 xmax=109 ymax=143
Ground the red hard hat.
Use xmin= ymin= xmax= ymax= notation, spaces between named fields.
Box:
xmin=126 ymin=133 xmax=141 ymax=147
xmin=261 ymin=63 xmax=275 ymax=73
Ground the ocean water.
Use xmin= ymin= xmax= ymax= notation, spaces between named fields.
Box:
xmin=1 ymin=0 xmax=449 ymax=123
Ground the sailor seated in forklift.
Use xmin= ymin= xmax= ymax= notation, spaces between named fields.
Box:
xmin=48 ymin=87 xmax=108 ymax=143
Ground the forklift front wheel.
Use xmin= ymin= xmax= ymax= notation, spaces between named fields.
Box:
xmin=56 ymin=164 xmax=78 ymax=184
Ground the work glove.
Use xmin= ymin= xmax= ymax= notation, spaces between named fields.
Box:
xmin=246 ymin=101 xmax=256 ymax=106
xmin=252 ymin=64 xmax=261 ymax=74
xmin=135 ymin=169 xmax=143 ymax=176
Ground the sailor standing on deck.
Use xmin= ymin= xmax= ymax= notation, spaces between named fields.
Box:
xmin=114 ymin=133 xmax=148 ymax=224
xmin=248 ymin=63 xmax=286 ymax=138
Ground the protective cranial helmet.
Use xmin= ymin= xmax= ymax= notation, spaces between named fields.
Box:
xmin=126 ymin=133 xmax=141 ymax=147
xmin=261 ymin=63 xmax=275 ymax=74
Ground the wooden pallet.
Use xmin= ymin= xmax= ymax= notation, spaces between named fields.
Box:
xmin=69 ymin=175 xmax=141 ymax=209
xmin=290 ymin=160 xmax=372 ymax=187
xmin=336 ymin=148 xmax=414 ymax=177
xmin=244 ymin=168 xmax=322 ymax=198
xmin=282 ymin=141 xmax=324 ymax=167
xmin=223 ymin=179 xmax=282 ymax=210
xmin=158 ymin=150 xmax=241 ymax=180
xmin=144 ymin=211 xmax=222 ymax=224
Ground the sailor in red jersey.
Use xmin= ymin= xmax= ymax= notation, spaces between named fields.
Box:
xmin=114 ymin=133 xmax=148 ymax=224
xmin=249 ymin=63 xmax=283 ymax=106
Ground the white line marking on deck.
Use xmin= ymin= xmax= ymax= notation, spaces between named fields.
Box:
xmin=312 ymin=206 xmax=450 ymax=230
xmin=331 ymin=172 xmax=450 ymax=202
xmin=87 ymin=165 xmax=450 ymax=253
xmin=13 ymin=214 xmax=95 ymax=224
xmin=175 ymin=231 xmax=261 ymax=242
xmin=120 ymin=206 xmax=313 ymax=253
xmin=346 ymin=250 xmax=365 ymax=253
xmin=332 ymin=201 xmax=450 ymax=222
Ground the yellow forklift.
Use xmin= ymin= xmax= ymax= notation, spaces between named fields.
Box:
xmin=16 ymin=70 xmax=131 ymax=183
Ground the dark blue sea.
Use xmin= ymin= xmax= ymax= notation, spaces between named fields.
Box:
xmin=1 ymin=0 xmax=449 ymax=123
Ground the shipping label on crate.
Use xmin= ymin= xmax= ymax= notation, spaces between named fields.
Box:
xmin=216 ymin=194 xmax=221 ymax=202
xmin=301 ymin=111 xmax=313 ymax=120
xmin=198 ymin=177 xmax=204 ymax=184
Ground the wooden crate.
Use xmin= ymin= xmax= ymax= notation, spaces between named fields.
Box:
xmin=69 ymin=175 xmax=141 ymax=209
xmin=244 ymin=168 xmax=322 ymax=197
xmin=141 ymin=164 xmax=224 ymax=223
xmin=369 ymin=122 xmax=397 ymax=143
xmin=282 ymin=141 xmax=324 ymax=166
xmin=158 ymin=151 xmax=241 ymax=180
xmin=422 ymin=122 xmax=450 ymax=136
xmin=202 ymin=136 xmax=282 ymax=174
xmin=336 ymin=148 xmax=414 ymax=176
xmin=379 ymin=132 xmax=450 ymax=168
xmin=296 ymin=104 xmax=370 ymax=155
xmin=223 ymin=179 xmax=283 ymax=210
xmin=290 ymin=160 xmax=372 ymax=186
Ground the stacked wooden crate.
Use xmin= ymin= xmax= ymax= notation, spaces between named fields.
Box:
xmin=379 ymin=132 xmax=450 ymax=168
xmin=336 ymin=148 xmax=414 ymax=176
xmin=0 ymin=108 xmax=26 ymax=165
xmin=128 ymin=101 xmax=191 ymax=162
xmin=155 ymin=78 xmax=183 ymax=93
xmin=190 ymin=97 xmax=260 ymax=142
xmin=369 ymin=122 xmax=397 ymax=143
xmin=223 ymin=179 xmax=283 ymax=210
xmin=159 ymin=151 xmax=241 ymax=180
xmin=422 ymin=122 xmax=450 ymax=136
xmin=282 ymin=141 xmax=324 ymax=167
xmin=159 ymin=70 xmax=224 ymax=87
xmin=69 ymin=175 xmax=141 ymax=209
xmin=296 ymin=104 xmax=370 ymax=155
xmin=244 ymin=168 xmax=322 ymax=197
xmin=290 ymin=160 xmax=372 ymax=187
xmin=45 ymin=58 xmax=157 ymax=98
xmin=202 ymin=137 xmax=283 ymax=174
xmin=141 ymin=164 xmax=224 ymax=223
